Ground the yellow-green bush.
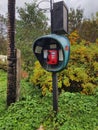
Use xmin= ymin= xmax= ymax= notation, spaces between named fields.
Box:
xmin=30 ymin=61 xmax=52 ymax=95
xmin=30 ymin=41 xmax=98 ymax=95
xmin=68 ymin=30 xmax=81 ymax=45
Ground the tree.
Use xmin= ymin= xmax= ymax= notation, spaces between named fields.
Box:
xmin=0 ymin=14 xmax=7 ymax=38
xmin=0 ymin=37 xmax=7 ymax=54
xmin=68 ymin=8 xmax=98 ymax=42
xmin=7 ymin=0 xmax=17 ymax=106
xmin=79 ymin=17 xmax=98 ymax=42
xmin=16 ymin=1 xmax=49 ymax=73
xmin=68 ymin=8 xmax=83 ymax=33
xmin=0 ymin=14 xmax=7 ymax=54
xmin=96 ymin=12 xmax=98 ymax=24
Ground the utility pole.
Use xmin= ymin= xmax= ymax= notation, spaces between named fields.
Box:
xmin=50 ymin=0 xmax=58 ymax=113
xmin=50 ymin=0 xmax=53 ymax=33
xmin=7 ymin=0 xmax=17 ymax=106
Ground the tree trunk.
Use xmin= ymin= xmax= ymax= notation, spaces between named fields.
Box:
xmin=7 ymin=0 xmax=16 ymax=106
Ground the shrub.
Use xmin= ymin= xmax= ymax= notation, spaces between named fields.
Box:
xmin=30 ymin=42 xmax=98 ymax=95
xmin=68 ymin=30 xmax=81 ymax=45
xmin=30 ymin=61 xmax=52 ymax=95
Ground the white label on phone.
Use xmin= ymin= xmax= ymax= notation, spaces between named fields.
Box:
xmin=43 ymin=50 xmax=48 ymax=58
xmin=50 ymin=44 xmax=57 ymax=49
xmin=35 ymin=46 xmax=42 ymax=53
xmin=59 ymin=49 xmax=63 ymax=61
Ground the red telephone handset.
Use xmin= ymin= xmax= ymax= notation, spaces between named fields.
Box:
xmin=47 ymin=50 xmax=58 ymax=65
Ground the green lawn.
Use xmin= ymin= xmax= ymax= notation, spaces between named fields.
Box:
xmin=0 ymin=70 xmax=7 ymax=116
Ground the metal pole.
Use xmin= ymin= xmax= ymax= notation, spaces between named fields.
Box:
xmin=50 ymin=0 xmax=58 ymax=113
xmin=50 ymin=0 xmax=53 ymax=33
xmin=7 ymin=0 xmax=17 ymax=106
xmin=52 ymin=72 xmax=58 ymax=113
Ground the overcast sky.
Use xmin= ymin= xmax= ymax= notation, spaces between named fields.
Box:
xmin=0 ymin=0 xmax=98 ymax=19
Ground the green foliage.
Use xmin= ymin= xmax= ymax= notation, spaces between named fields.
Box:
xmin=68 ymin=8 xmax=98 ymax=43
xmin=0 ymin=91 xmax=98 ymax=129
xmin=0 ymin=70 xmax=7 ymax=116
xmin=68 ymin=8 xmax=83 ymax=33
xmin=69 ymin=30 xmax=81 ymax=44
xmin=0 ymin=99 xmax=52 ymax=130
xmin=57 ymin=92 xmax=98 ymax=130
xmin=0 ymin=70 xmax=98 ymax=129
xmin=30 ymin=42 xmax=98 ymax=95
xmin=79 ymin=19 xmax=98 ymax=42
xmin=0 ymin=14 xmax=7 ymax=54
xmin=30 ymin=61 xmax=52 ymax=95
xmin=16 ymin=1 xmax=49 ymax=73
xmin=0 ymin=38 xmax=7 ymax=55
xmin=0 ymin=14 xmax=7 ymax=34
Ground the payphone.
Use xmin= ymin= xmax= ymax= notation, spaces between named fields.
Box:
xmin=33 ymin=34 xmax=70 ymax=72
xmin=47 ymin=50 xmax=58 ymax=65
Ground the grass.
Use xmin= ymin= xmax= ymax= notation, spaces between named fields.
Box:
xmin=0 ymin=70 xmax=7 ymax=116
